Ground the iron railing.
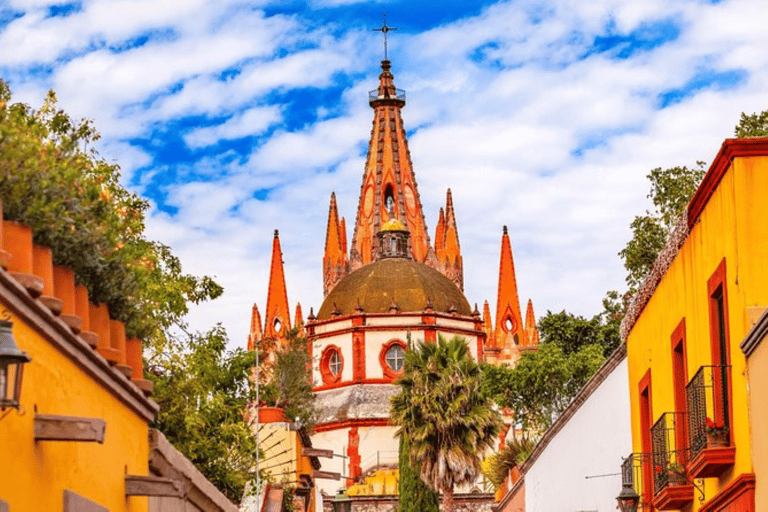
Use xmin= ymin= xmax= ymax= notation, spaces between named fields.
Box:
xmin=368 ymin=88 xmax=406 ymax=102
xmin=621 ymin=453 xmax=651 ymax=506
xmin=651 ymin=412 xmax=688 ymax=494
xmin=686 ymin=365 xmax=731 ymax=460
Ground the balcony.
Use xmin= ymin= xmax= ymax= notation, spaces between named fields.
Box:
xmin=686 ymin=365 xmax=735 ymax=478
xmin=651 ymin=412 xmax=694 ymax=509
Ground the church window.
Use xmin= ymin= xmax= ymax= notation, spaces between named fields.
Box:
xmin=385 ymin=344 xmax=404 ymax=371
xmin=329 ymin=350 xmax=342 ymax=376
xmin=380 ymin=339 xmax=406 ymax=379
xmin=320 ymin=345 xmax=343 ymax=385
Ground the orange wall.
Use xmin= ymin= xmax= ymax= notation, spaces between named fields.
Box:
xmin=626 ymin=153 xmax=768 ymax=507
xmin=0 ymin=308 xmax=150 ymax=511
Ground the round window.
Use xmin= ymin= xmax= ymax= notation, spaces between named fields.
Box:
xmin=385 ymin=344 xmax=404 ymax=372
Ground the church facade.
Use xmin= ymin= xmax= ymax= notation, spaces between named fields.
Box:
xmin=248 ymin=59 xmax=540 ymax=504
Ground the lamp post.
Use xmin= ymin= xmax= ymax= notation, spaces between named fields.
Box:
xmin=0 ymin=318 xmax=31 ymax=413
xmin=331 ymin=488 xmax=352 ymax=512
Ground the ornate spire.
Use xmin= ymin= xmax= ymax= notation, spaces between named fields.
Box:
xmin=323 ymin=192 xmax=348 ymax=296
xmin=523 ymin=299 xmax=540 ymax=348
xmin=494 ymin=226 xmax=524 ymax=361
xmin=434 ymin=207 xmax=446 ymax=256
xmin=349 ymin=60 xmax=431 ymax=268
xmin=264 ymin=229 xmax=291 ymax=342
xmin=441 ymin=189 xmax=463 ymax=290
xmin=294 ymin=303 xmax=305 ymax=337
xmin=482 ymin=300 xmax=495 ymax=349
xmin=247 ymin=303 xmax=263 ymax=352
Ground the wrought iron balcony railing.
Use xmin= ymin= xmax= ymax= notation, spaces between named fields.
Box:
xmin=368 ymin=88 xmax=406 ymax=102
xmin=620 ymin=453 xmax=649 ymax=508
xmin=651 ymin=412 xmax=689 ymax=495
xmin=686 ymin=365 xmax=731 ymax=460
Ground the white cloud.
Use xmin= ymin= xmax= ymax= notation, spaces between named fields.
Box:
xmin=3 ymin=0 xmax=766 ymax=348
xmin=183 ymin=106 xmax=283 ymax=148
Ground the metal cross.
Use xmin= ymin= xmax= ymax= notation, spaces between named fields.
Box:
xmin=373 ymin=14 xmax=397 ymax=60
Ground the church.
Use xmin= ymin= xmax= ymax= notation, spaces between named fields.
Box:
xmin=248 ymin=55 xmax=540 ymax=507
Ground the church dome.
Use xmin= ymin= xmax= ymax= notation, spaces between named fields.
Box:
xmin=317 ymin=258 xmax=471 ymax=320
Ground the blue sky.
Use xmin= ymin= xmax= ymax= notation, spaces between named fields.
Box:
xmin=2 ymin=0 xmax=767 ymax=346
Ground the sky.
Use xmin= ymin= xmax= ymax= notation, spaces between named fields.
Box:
xmin=1 ymin=0 xmax=767 ymax=348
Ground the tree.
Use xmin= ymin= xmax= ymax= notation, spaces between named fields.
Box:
xmin=480 ymin=343 xmax=605 ymax=433
xmin=398 ymin=437 xmax=440 ymax=512
xmin=391 ymin=335 xmax=502 ymax=512
xmin=149 ymin=325 xmax=264 ymax=502
xmin=0 ymin=80 xmax=222 ymax=351
xmin=618 ymin=163 xmax=706 ymax=291
xmin=537 ymin=302 xmax=620 ymax=358
xmin=481 ymin=437 xmax=536 ymax=489
xmin=257 ymin=330 xmax=319 ymax=431
xmin=735 ymin=110 xmax=768 ymax=138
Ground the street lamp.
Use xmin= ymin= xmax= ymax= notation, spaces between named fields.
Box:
xmin=616 ymin=483 xmax=640 ymax=512
xmin=331 ymin=488 xmax=352 ymax=512
xmin=0 ymin=318 xmax=31 ymax=413
xmin=616 ymin=455 xmax=640 ymax=512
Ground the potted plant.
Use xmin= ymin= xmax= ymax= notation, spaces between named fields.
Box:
xmin=705 ymin=417 xmax=729 ymax=447
xmin=667 ymin=463 xmax=687 ymax=487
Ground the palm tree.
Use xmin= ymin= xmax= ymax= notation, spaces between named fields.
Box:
xmin=391 ymin=335 xmax=502 ymax=512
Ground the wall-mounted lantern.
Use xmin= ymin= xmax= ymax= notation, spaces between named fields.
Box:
xmin=0 ymin=318 xmax=31 ymax=413
xmin=616 ymin=455 xmax=640 ymax=512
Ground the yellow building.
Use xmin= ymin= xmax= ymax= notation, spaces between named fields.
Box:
xmin=0 ymin=215 xmax=238 ymax=512
xmin=621 ymin=138 xmax=768 ymax=511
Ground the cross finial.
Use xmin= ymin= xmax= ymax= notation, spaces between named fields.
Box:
xmin=372 ymin=14 xmax=397 ymax=61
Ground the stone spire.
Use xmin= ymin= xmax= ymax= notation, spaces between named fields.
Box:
xmin=264 ymin=230 xmax=291 ymax=342
xmin=434 ymin=207 xmax=446 ymax=256
xmin=247 ymin=303 xmax=263 ymax=352
xmin=323 ymin=192 xmax=348 ymax=296
xmin=494 ymin=226 xmax=524 ymax=363
xmin=294 ymin=303 xmax=305 ymax=337
xmin=349 ymin=60 xmax=431 ymax=269
xmin=523 ymin=298 xmax=540 ymax=348
xmin=441 ymin=189 xmax=463 ymax=290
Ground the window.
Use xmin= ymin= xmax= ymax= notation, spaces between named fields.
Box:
xmin=329 ymin=350 xmax=342 ymax=376
xmin=320 ymin=345 xmax=343 ymax=385
xmin=707 ymin=259 xmax=731 ymax=435
xmin=380 ymin=339 xmax=406 ymax=379
xmin=671 ymin=319 xmax=689 ymax=462
xmin=639 ymin=369 xmax=654 ymax=511
xmin=385 ymin=344 xmax=404 ymax=371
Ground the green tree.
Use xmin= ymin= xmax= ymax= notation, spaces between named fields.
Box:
xmin=257 ymin=331 xmax=319 ymax=431
xmin=537 ymin=304 xmax=620 ymax=358
xmin=398 ymin=437 xmax=440 ymax=512
xmin=149 ymin=325 xmax=263 ymax=502
xmin=0 ymin=80 xmax=222 ymax=350
xmin=481 ymin=437 xmax=536 ymax=489
xmin=735 ymin=110 xmax=768 ymax=138
xmin=618 ymin=163 xmax=706 ymax=291
xmin=391 ymin=335 xmax=501 ymax=512
xmin=480 ymin=343 xmax=604 ymax=432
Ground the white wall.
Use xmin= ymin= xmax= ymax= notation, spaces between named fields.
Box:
xmin=525 ymin=359 xmax=631 ymax=512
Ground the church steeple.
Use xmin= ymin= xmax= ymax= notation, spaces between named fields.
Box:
xmin=440 ymin=189 xmax=463 ymax=290
xmin=323 ymin=192 xmax=347 ymax=296
xmin=264 ymin=229 xmax=291 ymax=341
xmin=247 ymin=303 xmax=263 ymax=352
xmin=349 ymin=60 xmax=431 ymax=269
xmin=494 ymin=226 xmax=524 ymax=362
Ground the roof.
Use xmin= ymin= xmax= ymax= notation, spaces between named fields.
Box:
xmin=317 ymin=258 xmax=471 ymax=319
